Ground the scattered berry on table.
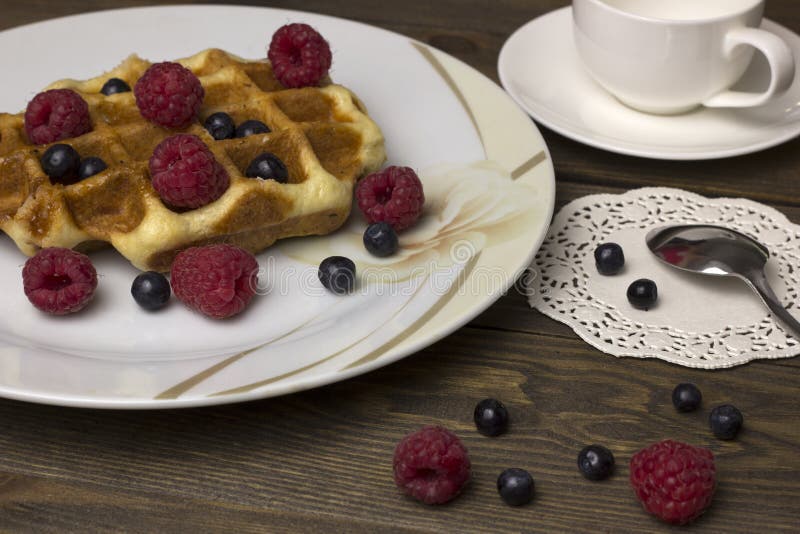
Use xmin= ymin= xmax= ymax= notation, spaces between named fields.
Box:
xmin=630 ymin=440 xmax=716 ymax=525
xmin=22 ymin=247 xmax=97 ymax=315
xmin=149 ymin=134 xmax=229 ymax=209
xmin=235 ymin=119 xmax=270 ymax=138
xmin=40 ymin=143 xmax=81 ymax=184
xmin=134 ymin=62 xmax=204 ymax=129
xmin=363 ymin=222 xmax=399 ymax=257
xmin=100 ymin=78 xmax=131 ymax=96
xmin=78 ymin=156 xmax=108 ymax=180
xmin=318 ymin=256 xmax=356 ymax=295
xmin=594 ymin=243 xmax=625 ymax=275
xmin=203 ymin=112 xmax=236 ymax=140
xmin=473 ymin=398 xmax=510 ymax=437
xmin=393 ymin=425 xmax=471 ymax=505
xmin=672 ymin=383 xmax=702 ymax=412
xmin=170 ymin=244 xmax=259 ymax=319
xmin=356 ymin=166 xmax=425 ymax=231
xmin=25 ymin=89 xmax=92 ymax=145
xmin=497 ymin=468 xmax=534 ymax=506
xmin=131 ymin=271 xmax=171 ymax=311
xmin=245 ymin=152 xmax=288 ymax=183
xmin=577 ymin=444 xmax=615 ymax=481
xmin=709 ymin=404 xmax=743 ymax=440
xmin=268 ymin=23 xmax=332 ymax=88
xmin=627 ymin=278 xmax=658 ymax=310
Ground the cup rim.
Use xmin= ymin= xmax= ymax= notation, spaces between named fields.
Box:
xmin=579 ymin=0 xmax=764 ymax=25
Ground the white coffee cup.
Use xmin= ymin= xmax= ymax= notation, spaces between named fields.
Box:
xmin=572 ymin=0 xmax=796 ymax=114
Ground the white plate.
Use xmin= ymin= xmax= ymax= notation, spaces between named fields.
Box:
xmin=0 ymin=6 xmax=555 ymax=408
xmin=498 ymin=7 xmax=800 ymax=160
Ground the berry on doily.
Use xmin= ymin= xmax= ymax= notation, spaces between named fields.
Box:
xmin=170 ymin=244 xmax=259 ymax=319
xmin=24 ymin=89 xmax=92 ymax=145
xmin=393 ymin=425 xmax=471 ymax=504
xmin=630 ymin=440 xmax=716 ymax=525
xmin=268 ymin=23 xmax=332 ymax=88
xmin=594 ymin=243 xmax=625 ymax=275
xmin=356 ymin=166 xmax=425 ymax=231
xmin=134 ymin=62 xmax=204 ymax=129
xmin=149 ymin=134 xmax=230 ymax=209
xmin=22 ymin=247 xmax=98 ymax=315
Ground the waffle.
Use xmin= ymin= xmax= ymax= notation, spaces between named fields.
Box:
xmin=0 ymin=48 xmax=386 ymax=271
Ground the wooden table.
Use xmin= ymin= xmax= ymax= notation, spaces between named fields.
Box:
xmin=1 ymin=1 xmax=798 ymax=532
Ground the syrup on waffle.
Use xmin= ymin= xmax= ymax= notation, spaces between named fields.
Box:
xmin=0 ymin=48 xmax=386 ymax=271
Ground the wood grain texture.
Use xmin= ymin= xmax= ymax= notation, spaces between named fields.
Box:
xmin=0 ymin=328 xmax=797 ymax=532
xmin=0 ymin=0 xmax=799 ymax=532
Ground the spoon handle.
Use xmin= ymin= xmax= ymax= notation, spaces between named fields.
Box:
xmin=745 ymin=270 xmax=800 ymax=338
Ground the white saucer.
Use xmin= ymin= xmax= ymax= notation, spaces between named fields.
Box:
xmin=498 ymin=7 xmax=800 ymax=160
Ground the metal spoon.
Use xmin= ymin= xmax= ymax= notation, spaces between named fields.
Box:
xmin=645 ymin=224 xmax=800 ymax=337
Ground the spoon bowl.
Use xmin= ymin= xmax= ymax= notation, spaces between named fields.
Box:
xmin=646 ymin=224 xmax=799 ymax=337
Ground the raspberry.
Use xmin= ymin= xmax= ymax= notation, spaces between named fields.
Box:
xmin=356 ymin=166 xmax=425 ymax=231
xmin=22 ymin=247 xmax=98 ymax=315
xmin=24 ymin=89 xmax=92 ymax=145
xmin=629 ymin=440 xmax=716 ymax=525
xmin=170 ymin=244 xmax=259 ymax=319
xmin=393 ymin=426 xmax=471 ymax=505
xmin=134 ymin=62 xmax=204 ymax=129
xmin=149 ymin=134 xmax=229 ymax=209
xmin=268 ymin=23 xmax=332 ymax=88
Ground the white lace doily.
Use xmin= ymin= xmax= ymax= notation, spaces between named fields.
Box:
xmin=527 ymin=187 xmax=800 ymax=369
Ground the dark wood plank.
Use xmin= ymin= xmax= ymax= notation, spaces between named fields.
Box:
xmin=0 ymin=472 xmax=417 ymax=533
xmin=547 ymin=131 xmax=800 ymax=207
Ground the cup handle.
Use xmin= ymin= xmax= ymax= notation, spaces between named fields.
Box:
xmin=702 ymin=27 xmax=795 ymax=108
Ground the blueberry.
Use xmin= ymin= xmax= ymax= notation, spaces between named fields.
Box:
xmin=78 ymin=157 xmax=108 ymax=179
xmin=131 ymin=271 xmax=171 ymax=310
xmin=710 ymin=404 xmax=743 ymax=440
xmin=627 ymin=278 xmax=658 ymax=310
xmin=235 ymin=119 xmax=270 ymax=138
xmin=40 ymin=143 xmax=81 ymax=184
xmin=245 ymin=152 xmax=288 ymax=183
xmin=318 ymin=256 xmax=356 ymax=295
xmin=594 ymin=243 xmax=625 ymax=275
xmin=672 ymin=383 xmax=702 ymax=412
xmin=497 ymin=468 xmax=534 ymax=506
xmin=577 ymin=445 xmax=615 ymax=481
xmin=100 ymin=77 xmax=131 ymax=96
xmin=363 ymin=222 xmax=399 ymax=257
xmin=203 ymin=112 xmax=236 ymax=141
xmin=474 ymin=398 xmax=510 ymax=437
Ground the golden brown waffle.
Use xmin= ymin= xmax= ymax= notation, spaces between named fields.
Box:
xmin=0 ymin=48 xmax=386 ymax=271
